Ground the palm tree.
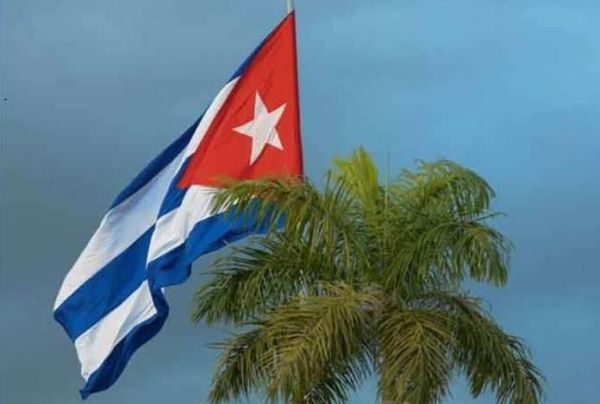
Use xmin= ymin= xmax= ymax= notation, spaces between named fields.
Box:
xmin=192 ymin=148 xmax=544 ymax=404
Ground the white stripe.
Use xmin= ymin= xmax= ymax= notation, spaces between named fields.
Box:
xmin=54 ymin=78 xmax=239 ymax=309
xmin=147 ymin=77 xmax=243 ymax=262
xmin=54 ymin=155 xmax=182 ymax=309
xmin=74 ymin=280 xmax=156 ymax=381
xmin=182 ymin=78 xmax=239 ymax=161
xmin=146 ymin=186 xmax=220 ymax=262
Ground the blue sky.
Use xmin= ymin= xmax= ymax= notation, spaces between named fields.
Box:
xmin=1 ymin=0 xmax=599 ymax=402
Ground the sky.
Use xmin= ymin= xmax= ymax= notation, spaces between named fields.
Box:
xmin=1 ymin=0 xmax=599 ymax=403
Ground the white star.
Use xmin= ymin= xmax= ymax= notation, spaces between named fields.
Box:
xmin=233 ymin=92 xmax=286 ymax=165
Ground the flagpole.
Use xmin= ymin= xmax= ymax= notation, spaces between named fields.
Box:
xmin=285 ymin=0 xmax=294 ymax=13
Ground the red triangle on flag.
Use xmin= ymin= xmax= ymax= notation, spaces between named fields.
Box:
xmin=178 ymin=13 xmax=303 ymax=188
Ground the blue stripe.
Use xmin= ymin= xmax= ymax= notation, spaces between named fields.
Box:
xmin=109 ymin=117 xmax=200 ymax=209
xmin=157 ymin=155 xmax=193 ymax=217
xmin=80 ymin=287 xmax=169 ymax=399
xmin=146 ymin=210 xmax=260 ymax=288
xmin=77 ymin=210 xmax=274 ymax=398
xmin=147 ymin=205 xmax=278 ymax=289
xmin=54 ymin=229 xmax=153 ymax=341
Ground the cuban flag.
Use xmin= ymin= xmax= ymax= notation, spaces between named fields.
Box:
xmin=54 ymin=12 xmax=302 ymax=398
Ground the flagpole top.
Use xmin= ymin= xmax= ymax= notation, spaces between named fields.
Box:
xmin=285 ymin=0 xmax=294 ymax=14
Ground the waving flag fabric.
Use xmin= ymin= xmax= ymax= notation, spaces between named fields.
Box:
xmin=54 ymin=12 xmax=302 ymax=398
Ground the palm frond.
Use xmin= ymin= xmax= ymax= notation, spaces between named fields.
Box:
xmin=300 ymin=351 xmax=374 ymax=404
xmin=210 ymin=176 xmax=369 ymax=277
xmin=208 ymin=327 xmax=272 ymax=404
xmin=262 ymin=284 xmax=380 ymax=402
xmin=196 ymin=150 xmax=543 ymax=403
xmin=429 ymin=291 xmax=544 ymax=404
xmin=332 ymin=147 xmax=382 ymax=216
xmin=396 ymin=160 xmax=495 ymax=219
xmin=207 ymin=284 xmax=379 ymax=403
xmin=378 ymin=307 xmax=454 ymax=404
xmin=384 ymin=218 xmax=510 ymax=293
xmin=192 ymin=235 xmax=339 ymax=324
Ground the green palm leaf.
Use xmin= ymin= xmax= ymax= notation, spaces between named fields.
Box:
xmin=193 ymin=148 xmax=544 ymax=403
